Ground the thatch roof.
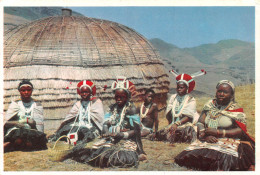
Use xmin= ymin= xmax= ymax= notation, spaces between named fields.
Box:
xmin=4 ymin=13 xmax=169 ymax=119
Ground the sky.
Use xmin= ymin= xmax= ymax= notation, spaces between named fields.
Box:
xmin=69 ymin=6 xmax=255 ymax=48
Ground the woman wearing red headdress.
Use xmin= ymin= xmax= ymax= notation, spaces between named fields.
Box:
xmin=48 ymin=80 xmax=104 ymax=145
xmin=174 ymin=80 xmax=255 ymax=171
xmin=71 ymin=76 xmax=146 ymax=168
xmin=150 ymin=70 xmax=206 ymax=143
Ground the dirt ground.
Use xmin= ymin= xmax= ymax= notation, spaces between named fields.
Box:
xmin=4 ymin=139 xmax=189 ymax=171
xmin=4 ymin=117 xmax=189 ymax=171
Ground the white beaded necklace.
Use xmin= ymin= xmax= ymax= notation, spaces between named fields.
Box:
xmin=171 ymin=94 xmax=189 ymax=123
xmin=111 ymin=104 xmax=128 ymax=127
xmin=68 ymin=101 xmax=92 ymax=135
xmin=140 ymin=103 xmax=151 ymax=119
xmin=78 ymin=101 xmax=92 ymax=127
xmin=18 ymin=100 xmax=35 ymax=119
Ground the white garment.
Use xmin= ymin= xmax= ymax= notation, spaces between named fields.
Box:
xmin=4 ymin=99 xmax=44 ymax=132
xmin=64 ymin=98 xmax=104 ymax=131
xmin=166 ymin=94 xmax=199 ymax=124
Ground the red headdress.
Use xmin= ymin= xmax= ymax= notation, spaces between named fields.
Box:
xmin=111 ymin=76 xmax=135 ymax=97
xmin=170 ymin=69 xmax=206 ymax=93
xmin=77 ymin=80 xmax=96 ymax=96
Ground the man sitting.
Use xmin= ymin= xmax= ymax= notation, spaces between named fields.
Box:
xmin=138 ymin=89 xmax=159 ymax=137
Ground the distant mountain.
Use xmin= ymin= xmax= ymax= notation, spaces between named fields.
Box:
xmin=149 ymin=38 xmax=179 ymax=55
xmin=222 ymin=46 xmax=255 ymax=67
xmin=4 ymin=13 xmax=31 ymax=31
xmin=183 ymin=39 xmax=255 ymax=66
xmin=4 ymin=7 xmax=83 ymax=21
xmin=4 ymin=7 xmax=83 ymax=31
xmin=150 ymin=38 xmax=203 ymax=66
xmin=150 ymin=38 xmax=254 ymax=72
xmin=150 ymin=38 xmax=255 ymax=95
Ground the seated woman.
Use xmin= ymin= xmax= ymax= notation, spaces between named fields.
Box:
xmin=48 ymin=80 xmax=104 ymax=145
xmin=175 ymin=80 xmax=255 ymax=171
xmin=137 ymin=89 xmax=159 ymax=137
xmin=150 ymin=70 xmax=205 ymax=143
xmin=71 ymin=76 xmax=146 ymax=168
xmin=4 ymin=80 xmax=47 ymax=152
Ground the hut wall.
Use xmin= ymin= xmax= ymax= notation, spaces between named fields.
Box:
xmin=4 ymin=64 xmax=169 ymax=120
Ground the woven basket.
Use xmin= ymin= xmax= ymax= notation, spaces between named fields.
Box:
xmin=48 ymin=135 xmax=73 ymax=162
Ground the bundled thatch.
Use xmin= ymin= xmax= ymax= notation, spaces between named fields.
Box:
xmin=4 ymin=11 xmax=169 ymax=120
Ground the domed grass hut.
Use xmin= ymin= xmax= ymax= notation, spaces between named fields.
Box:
xmin=4 ymin=9 xmax=169 ymax=127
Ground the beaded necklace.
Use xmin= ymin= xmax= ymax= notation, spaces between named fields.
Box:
xmin=209 ymin=100 xmax=232 ymax=119
xmin=110 ymin=103 xmax=128 ymax=127
xmin=68 ymin=101 xmax=92 ymax=136
xmin=18 ymin=100 xmax=35 ymax=119
xmin=207 ymin=100 xmax=233 ymax=128
xmin=78 ymin=101 xmax=92 ymax=128
xmin=171 ymin=94 xmax=189 ymax=124
xmin=140 ymin=103 xmax=152 ymax=119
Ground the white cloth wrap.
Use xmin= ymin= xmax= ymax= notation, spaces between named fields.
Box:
xmin=4 ymin=100 xmax=44 ymax=132
xmin=64 ymin=98 xmax=104 ymax=131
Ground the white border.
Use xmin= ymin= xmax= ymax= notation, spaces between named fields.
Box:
xmin=0 ymin=0 xmax=259 ymax=175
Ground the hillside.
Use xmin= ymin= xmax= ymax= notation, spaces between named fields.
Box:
xmin=4 ymin=7 xmax=83 ymax=20
xmin=183 ymin=39 xmax=255 ymax=66
xmin=150 ymin=38 xmax=255 ymax=95
xmin=4 ymin=13 xmax=30 ymax=31
xmin=4 ymin=7 xmax=83 ymax=31
xmin=150 ymin=38 xmax=202 ymax=66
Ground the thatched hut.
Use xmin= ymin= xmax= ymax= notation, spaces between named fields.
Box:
xmin=4 ymin=9 xmax=169 ymax=125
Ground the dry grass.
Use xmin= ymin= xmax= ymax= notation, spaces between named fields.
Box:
xmin=4 ymin=84 xmax=255 ymax=171
xmin=235 ymin=84 xmax=255 ymax=137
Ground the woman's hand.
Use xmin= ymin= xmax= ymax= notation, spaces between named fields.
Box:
xmin=102 ymin=123 xmax=110 ymax=137
xmin=205 ymin=136 xmax=218 ymax=143
xmin=16 ymin=122 xmax=25 ymax=128
xmin=47 ymin=134 xmax=55 ymax=139
xmin=165 ymin=123 xmax=177 ymax=130
xmin=108 ymin=132 xmax=124 ymax=144
xmin=198 ymin=130 xmax=205 ymax=140
xmin=169 ymin=124 xmax=178 ymax=133
xmin=102 ymin=132 xmax=111 ymax=138
xmin=114 ymin=133 xmax=124 ymax=140
xmin=150 ymin=132 xmax=157 ymax=140
xmin=205 ymin=128 xmax=218 ymax=137
xmin=27 ymin=119 xmax=36 ymax=128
